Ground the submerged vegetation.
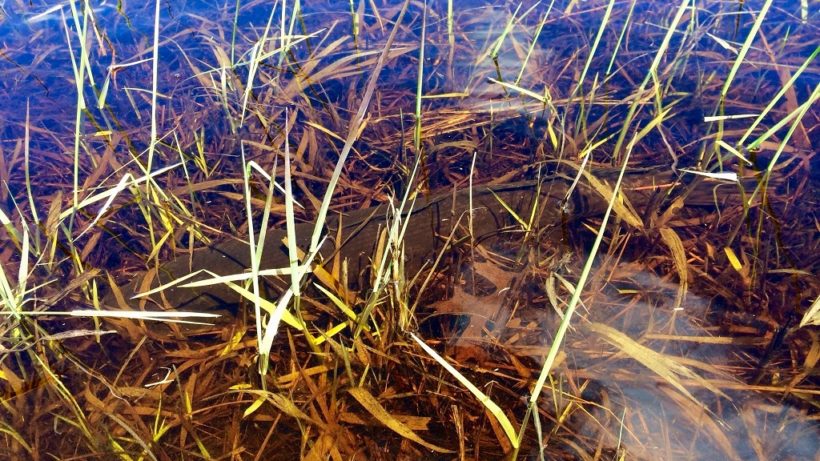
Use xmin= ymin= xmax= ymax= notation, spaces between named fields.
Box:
xmin=0 ymin=0 xmax=817 ymax=459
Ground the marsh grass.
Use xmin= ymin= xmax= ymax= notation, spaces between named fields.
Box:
xmin=0 ymin=0 xmax=817 ymax=459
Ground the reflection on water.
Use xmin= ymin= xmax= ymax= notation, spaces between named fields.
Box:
xmin=562 ymin=270 xmax=818 ymax=461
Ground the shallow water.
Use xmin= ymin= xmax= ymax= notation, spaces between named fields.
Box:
xmin=0 ymin=1 xmax=817 ymax=459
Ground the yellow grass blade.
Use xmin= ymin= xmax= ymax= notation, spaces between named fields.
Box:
xmin=723 ymin=247 xmax=743 ymax=272
xmin=410 ymin=332 xmax=519 ymax=449
xmin=490 ymin=190 xmax=530 ymax=231
xmin=588 ymin=322 xmax=728 ymax=408
xmin=348 ymin=387 xmax=453 ymax=453
xmin=314 ymin=282 xmax=358 ymax=322
xmin=659 ymin=227 xmax=688 ymax=311
xmin=582 ymin=171 xmax=643 ymax=229
xmin=242 ymin=396 xmax=266 ymax=419
xmin=799 ymin=295 xmax=820 ymax=328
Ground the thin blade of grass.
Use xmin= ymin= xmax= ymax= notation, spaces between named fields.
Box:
xmin=410 ymin=332 xmax=519 ymax=449
xmin=799 ymin=295 xmax=820 ymax=328
xmin=347 ymin=386 xmax=453 ymax=453
xmin=588 ymin=322 xmax=728 ymax=407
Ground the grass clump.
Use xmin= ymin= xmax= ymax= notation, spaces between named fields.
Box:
xmin=0 ymin=1 xmax=817 ymax=459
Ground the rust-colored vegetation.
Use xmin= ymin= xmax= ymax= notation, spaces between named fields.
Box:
xmin=0 ymin=1 xmax=817 ymax=459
